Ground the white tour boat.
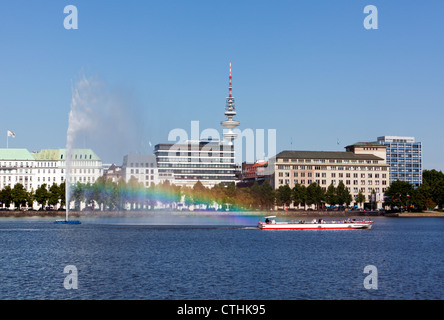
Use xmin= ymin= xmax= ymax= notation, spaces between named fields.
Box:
xmin=258 ymin=216 xmax=373 ymax=230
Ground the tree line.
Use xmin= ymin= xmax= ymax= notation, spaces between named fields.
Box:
xmin=383 ymin=169 xmax=444 ymax=211
xmin=1 ymin=169 xmax=443 ymax=211
xmin=0 ymin=182 xmax=66 ymax=210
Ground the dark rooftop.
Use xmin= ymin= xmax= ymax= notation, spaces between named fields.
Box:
xmin=276 ymin=150 xmax=383 ymax=161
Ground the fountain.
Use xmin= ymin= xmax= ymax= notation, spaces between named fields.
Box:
xmin=55 ymin=72 xmax=145 ymax=223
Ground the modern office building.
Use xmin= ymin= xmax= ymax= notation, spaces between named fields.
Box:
xmin=377 ymin=136 xmax=422 ymax=187
xmin=267 ymin=142 xmax=390 ymax=208
xmin=154 ymin=140 xmax=236 ymax=188
xmin=122 ymin=154 xmax=158 ymax=187
xmin=154 ymin=62 xmax=239 ymax=188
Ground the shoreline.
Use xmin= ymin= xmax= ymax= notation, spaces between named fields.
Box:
xmin=1 ymin=210 xmax=443 ymax=218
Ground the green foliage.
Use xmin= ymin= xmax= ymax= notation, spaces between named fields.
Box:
xmin=0 ymin=185 xmax=13 ymax=208
xmin=275 ymin=184 xmax=292 ymax=207
xmin=306 ymin=183 xmax=324 ymax=210
xmin=11 ymin=183 xmax=29 ymax=209
xmin=1 ymin=167 xmax=443 ymax=213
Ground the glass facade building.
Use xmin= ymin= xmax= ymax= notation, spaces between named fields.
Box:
xmin=154 ymin=141 xmax=237 ymax=187
xmin=377 ymin=136 xmax=422 ymax=187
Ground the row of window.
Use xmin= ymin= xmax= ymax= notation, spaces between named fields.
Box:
xmin=156 ymin=151 xmax=234 ymax=157
xmin=280 ymin=159 xmax=379 ymax=164
xmin=130 ymin=169 xmax=156 ymax=174
xmin=159 ymin=169 xmax=235 ymax=174
xmin=175 ymin=175 xmax=236 ymax=180
xmin=279 ymin=179 xmax=387 ymax=186
xmin=279 ymin=172 xmax=387 ymax=179
xmin=277 ymin=180 xmax=387 ymax=193
xmin=157 ymin=157 xmax=234 ymax=163
xmin=127 ymin=162 xmax=155 ymax=168
xmin=277 ymin=165 xmax=388 ymax=171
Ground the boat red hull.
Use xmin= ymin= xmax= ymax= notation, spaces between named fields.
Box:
xmin=258 ymin=222 xmax=372 ymax=230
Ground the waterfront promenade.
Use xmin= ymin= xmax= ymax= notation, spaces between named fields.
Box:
xmin=0 ymin=209 xmax=443 ymax=218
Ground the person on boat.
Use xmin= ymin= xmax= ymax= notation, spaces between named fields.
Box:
xmin=265 ymin=218 xmax=270 ymax=224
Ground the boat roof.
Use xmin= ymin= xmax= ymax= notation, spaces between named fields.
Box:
xmin=265 ymin=216 xmax=276 ymax=219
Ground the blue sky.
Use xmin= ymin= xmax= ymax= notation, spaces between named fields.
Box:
xmin=0 ymin=1 xmax=443 ymax=170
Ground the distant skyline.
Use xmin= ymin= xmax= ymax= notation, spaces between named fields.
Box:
xmin=1 ymin=1 xmax=443 ymax=171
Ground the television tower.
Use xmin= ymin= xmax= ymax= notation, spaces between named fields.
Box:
xmin=221 ymin=62 xmax=240 ymax=145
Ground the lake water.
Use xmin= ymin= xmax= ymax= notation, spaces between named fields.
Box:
xmin=0 ymin=214 xmax=443 ymax=300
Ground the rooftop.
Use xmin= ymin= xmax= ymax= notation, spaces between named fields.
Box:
xmin=0 ymin=148 xmax=35 ymax=161
xmin=276 ymin=150 xmax=384 ymax=161
xmin=345 ymin=142 xmax=386 ymax=148
xmin=32 ymin=149 xmax=101 ymax=161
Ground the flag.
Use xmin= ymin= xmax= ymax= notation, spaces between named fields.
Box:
xmin=7 ymin=130 xmax=15 ymax=138
xmin=337 ymin=138 xmax=340 ymax=145
xmin=148 ymin=141 xmax=152 ymax=147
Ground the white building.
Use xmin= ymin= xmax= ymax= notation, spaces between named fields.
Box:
xmin=0 ymin=148 xmax=103 ymax=209
xmin=0 ymin=148 xmax=36 ymax=192
xmin=32 ymin=149 xmax=103 ymax=189
xmin=0 ymin=148 xmax=102 ymax=190
xmin=122 ymin=154 xmax=158 ymax=187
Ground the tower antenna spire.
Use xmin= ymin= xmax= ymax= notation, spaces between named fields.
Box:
xmin=229 ymin=61 xmax=232 ymax=98
xmin=221 ymin=61 xmax=240 ymax=145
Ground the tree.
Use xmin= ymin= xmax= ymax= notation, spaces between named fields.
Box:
xmin=48 ymin=183 xmax=62 ymax=208
xmin=192 ymin=181 xmax=208 ymax=206
xmin=383 ymin=180 xmax=414 ymax=211
xmin=306 ymin=183 xmax=324 ymax=210
xmin=0 ymin=185 xmax=13 ymax=209
xmin=59 ymin=182 xmax=66 ymax=207
xmin=259 ymin=182 xmax=275 ymax=210
xmin=34 ymin=184 xmax=49 ymax=210
xmin=336 ymin=181 xmax=352 ymax=206
xmin=71 ymin=182 xmax=85 ymax=210
xmin=11 ymin=183 xmax=28 ymax=209
xmin=431 ymin=179 xmax=444 ymax=209
xmin=356 ymin=190 xmax=365 ymax=208
xmin=235 ymin=187 xmax=253 ymax=209
xmin=423 ymin=169 xmax=444 ymax=186
xmin=210 ymin=183 xmax=227 ymax=209
xmin=275 ymin=184 xmax=292 ymax=209
xmin=325 ymin=184 xmax=337 ymax=206
xmin=292 ymin=184 xmax=306 ymax=210
xmin=224 ymin=182 xmax=237 ymax=207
